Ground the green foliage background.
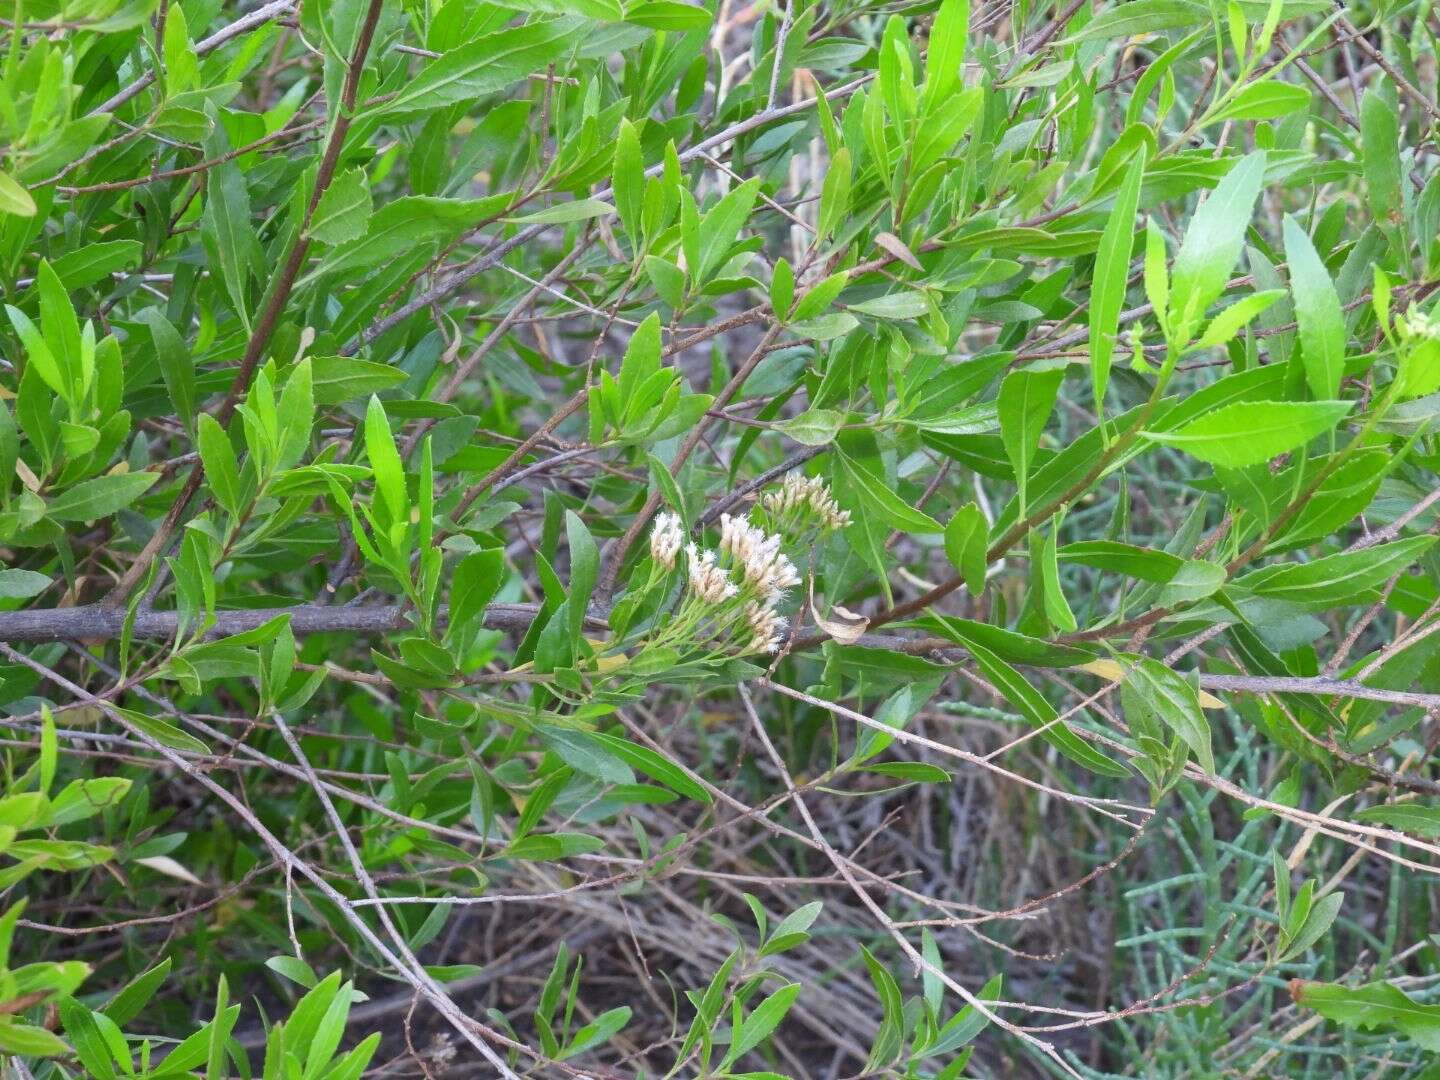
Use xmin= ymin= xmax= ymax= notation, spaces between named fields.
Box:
xmin=1 ymin=0 xmax=1439 ymax=1075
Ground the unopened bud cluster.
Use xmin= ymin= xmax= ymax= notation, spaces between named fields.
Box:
xmin=758 ymin=472 xmax=851 ymax=535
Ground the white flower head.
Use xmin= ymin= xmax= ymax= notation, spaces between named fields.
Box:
xmin=718 ymin=513 xmax=800 ymax=601
xmin=650 ymin=511 xmax=683 ymax=569
xmin=685 ymin=543 xmax=738 ymax=605
xmin=1399 ymin=307 xmax=1440 ymax=343
xmin=743 ymin=599 xmax=786 ymax=653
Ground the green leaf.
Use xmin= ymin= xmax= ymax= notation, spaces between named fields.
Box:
xmin=723 ymin=983 xmax=801 ymax=1067
xmin=506 ymin=198 xmax=615 ymax=225
xmin=5 ymin=304 xmax=66 ymax=399
xmin=0 ymin=569 xmax=53 ymax=599
xmin=1210 ymin=80 xmax=1311 ymax=122
xmin=861 ymin=761 xmax=952 ymax=784
xmin=1191 ymin=289 xmax=1285 ymax=351
xmin=770 ymin=257 xmax=794 ymax=320
xmin=1283 ymin=216 xmax=1345 ymax=400
xmin=47 ymin=473 xmax=159 ymax=522
xmin=161 ymin=4 xmax=198 ymax=91
xmin=697 ymin=179 xmax=758 ymax=282
xmin=364 ymin=395 xmax=407 ymax=525
xmin=1360 ymin=82 xmax=1402 ymax=227
xmin=276 ymin=358 xmax=314 ymax=472
xmin=923 ymin=614 xmax=1094 ymax=666
xmin=1143 ymin=399 xmax=1352 ymax=468
xmin=921 ymin=0 xmax=969 ymax=109
xmin=835 ymin=452 xmax=943 ymax=534
xmin=309 ymin=356 xmax=409 ymax=404
xmin=0 ymin=170 xmax=37 ymax=217
xmin=849 ymin=292 xmax=929 ymax=320
xmin=115 ymin=708 xmax=210 ymax=754
xmin=791 ymin=271 xmax=849 ymax=323
xmin=560 ymin=1005 xmax=631 ymax=1060
xmin=817 ymin=147 xmax=851 ymax=242
xmin=309 ymin=167 xmax=372 ymax=245
xmin=44 ymin=777 xmax=131 ymax=826
xmin=0 ymin=1020 xmax=71 ymax=1055
xmin=613 ymin=118 xmax=644 ymax=241
xmin=943 ymin=502 xmax=988 ymax=596
xmin=955 ymin=634 xmax=1128 ymax=777
xmin=1294 ymin=980 xmax=1440 ymax=1051
xmin=564 ymin=511 xmax=597 ymax=649
xmin=928 ymin=973 xmax=1002 ymax=1055
xmin=140 ymin=310 xmax=196 ymax=433
xmin=588 ymin=733 xmax=712 ymax=803
xmin=316 ymin=195 xmax=511 ymax=278
xmin=101 ymin=959 xmax=171 ymax=1027
xmin=197 ymin=415 xmax=243 ymax=517
xmin=1039 ymin=527 xmax=1076 ymax=632
xmin=997 ymin=367 xmax=1064 ymax=518
xmin=49 ymin=240 xmax=141 ymax=291
xmin=202 ymin=157 xmax=259 ymax=324
xmin=775 ymin=408 xmax=843 ymax=446
xmin=1057 ymin=540 xmax=1184 ymax=581
xmin=1089 ymin=151 xmax=1146 ymax=412
xmin=372 ymin=20 xmax=585 ymax=119
xmin=447 ymin=547 xmax=505 ymax=652
xmin=1169 ymin=151 xmax=1266 ymax=338
xmin=626 ymin=1 xmax=712 ymax=30
xmin=861 ymin=946 xmax=904 ymax=1070
xmin=618 ymin=312 xmax=662 ymax=410
xmin=539 ymin=725 xmax=633 ymax=785
xmin=1280 ymin=890 xmax=1343 ymax=960
xmin=502 ymin=832 xmax=605 ymax=860
xmin=1353 ymin=803 xmax=1440 ymax=837
xmin=1237 ymin=536 xmax=1436 ymax=610
xmin=1121 ymin=657 xmax=1214 ymax=773
xmin=1066 ymin=0 xmax=1207 ymax=42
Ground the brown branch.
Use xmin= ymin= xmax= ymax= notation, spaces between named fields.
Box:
xmin=0 ymin=601 xmax=594 ymax=643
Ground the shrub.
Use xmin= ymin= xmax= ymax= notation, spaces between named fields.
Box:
xmin=1 ymin=0 xmax=1438 ymax=1075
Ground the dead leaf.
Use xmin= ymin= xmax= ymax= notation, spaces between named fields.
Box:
xmin=811 ymin=597 xmax=868 ymax=645
xmin=135 ymin=855 xmax=203 ymax=886
xmin=875 ymin=231 xmax=924 ymax=271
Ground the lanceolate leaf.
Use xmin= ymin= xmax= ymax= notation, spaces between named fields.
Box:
xmin=1353 ymin=804 xmax=1440 ymax=837
xmin=371 ymin=20 xmax=587 ymax=119
xmin=1283 ymin=216 xmax=1345 ymax=400
xmin=1294 ymin=980 xmax=1440 ymax=1052
xmin=955 ymin=634 xmax=1129 ymax=777
xmin=1089 ymin=151 xmax=1146 ymax=413
xmin=1122 ymin=657 xmax=1214 ymax=773
xmin=1143 ymin=399 xmax=1352 ymax=467
xmin=46 ymin=473 xmax=159 ymax=522
xmin=1236 ymin=536 xmax=1435 ymax=610
xmin=998 ymin=367 xmax=1065 ymax=517
xmin=835 ymin=452 xmax=943 ymax=534
xmin=1169 ymin=151 xmax=1267 ymax=337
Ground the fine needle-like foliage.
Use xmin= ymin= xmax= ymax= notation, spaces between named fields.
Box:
xmin=1 ymin=0 xmax=1439 ymax=1076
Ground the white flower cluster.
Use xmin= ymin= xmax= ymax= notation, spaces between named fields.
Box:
xmin=718 ymin=513 xmax=801 ymax=600
xmin=645 ymin=509 xmax=795 ymax=654
xmin=759 ymin=472 xmax=851 ymax=533
xmin=649 ymin=511 xmax=684 ymax=569
xmin=684 ymin=543 xmax=738 ymax=604
xmin=743 ymin=599 xmax=785 ymax=653
xmin=1398 ymin=307 xmax=1440 ymax=343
